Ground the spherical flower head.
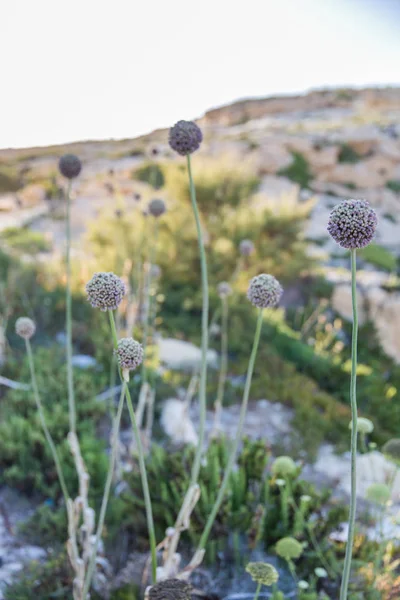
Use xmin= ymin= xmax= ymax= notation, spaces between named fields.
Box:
xmin=148 ymin=579 xmax=192 ymax=600
xmin=272 ymin=456 xmax=297 ymax=477
xmin=217 ymin=281 xmax=232 ymax=298
xmin=276 ymin=537 xmax=303 ymax=561
xmin=86 ymin=272 xmax=126 ymax=311
xmin=115 ymin=337 xmax=144 ymax=371
xmin=349 ymin=417 xmax=374 ymax=434
xmin=366 ymin=483 xmax=391 ymax=505
xmin=239 ymin=239 xmax=255 ymax=256
xmin=148 ymin=198 xmax=166 ymax=218
xmin=315 ymin=567 xmax=328 ymax=578
xmin=58 ymin=154 xmax=82 ymax=179
xmin=169 ymin=120 xmax=203 ymax=156
xmin=15 ymin=317 xmax=36 ymax=340
xmin=246 ymin=562 xmax=279 ymax=586
xmin=382 ymin=438 xmax=400 ymax=463
xmin=327 ymin=199 xmax=377 ymax=249
xmin=247 ymin=274 xmax=283 ymax=309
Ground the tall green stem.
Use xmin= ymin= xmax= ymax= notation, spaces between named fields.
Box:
xmin=253 ymin=582 xmax=262 ymax=600
xmin=198 ymin=309 xmax=263 ymax=551
xmin=340 ymin=248 xmax=359 ymax=600
xmin=65 ymin=179 xmax=76 ymax=433
xmin=187 ymin=154 xmax=209 ymax=486
xmin=141 ymin=219 xmax=159 ymax=386
xmin=212 ymin=296 xmax=228 ymax=433
xmin=82 ymin=383 xmax=127 ymax=599
xmin=108 ymin=310 xmax=157 ymax=582
xmin=25 ymin=339 xmax=69 ymax=505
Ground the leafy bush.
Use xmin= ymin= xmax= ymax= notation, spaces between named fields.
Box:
xmin=1 ymin=227 xmax=51 ymax=253
xmin=338 ymin=144 xmax=363 ymax=163
xmin=278 ymin=152 xmax=312 ymax=188
xmin=132 ymin=162 xmax=164 ymax=189
xmin=359 ymin=243 xmax=397 ymax=272
xmin=386 ymin=180 xmax=400 ymax=193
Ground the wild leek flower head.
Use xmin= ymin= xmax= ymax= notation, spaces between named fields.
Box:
xmin=366 ymin=483 xmax=391 ymax=505
xmin=382 ymin=438 xmax=400 ymax=462
xmin=148 ymin=579 xmax=192 ymax=600
xmin=327 ymin=199 xmax=378 ymax=249
xmin=239 ymin=239 xmax=255 ymax=256
xmin=247 ymin=274 xmax=283 ymax=309
xmin=246 ymin=562 xmax=279 ymax=586
xmin=15 ymin=317 xmax=36 ymax=340
xmin=86 ymin=272 xmax=126 ymax=311
xmin=169 ymin=120 xmax=203 ymax=155
xmin=217 ymin=281 xmax=232 ymax=298
xmin=349 ymin=417 xmax=374 ymax=434
xmin=115 ymin=337 xmax=144 ymax=371
xmin=148 ymin=198 xmax=166 ymax=218
xmin=276 ymin=537 xmax=303 ymax=561
xmin=315 ymin=567 xmax=328 ymax=578
xmin=272 ymin=456 xmax=297 ymax=477
xmin=58 ymin=154 xmax=82 ymax=179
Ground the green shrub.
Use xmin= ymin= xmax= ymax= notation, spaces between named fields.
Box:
xmin=132 ymin=162 xmax=164 ymax=189
xmin=359 ymin=243 xmax=397 ymax=272
xmin=0 ymin=164 xmax=21 ymax=192
xmin=278 ymin=152 xmax=312 ymax=188
xmin=338 ymin=144 xmax=363 ymax=163
xmin=386 ymin=180 xmax=400 ymax=193
xmin=2 ymin=227 xmax=51 ymax=253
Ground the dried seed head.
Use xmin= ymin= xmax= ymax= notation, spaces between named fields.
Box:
xmin=327 ymin=199 xmax=378 ymax=249
xmin=15 ymin=317 xmax=36 ymax=340
xmin=272 ymin=456 xmax=297 ymax=477
xmin=276 ymin=537 xmax=303 ymax=561
xmin=148 ymin=198 xmax=166 ymax=218
xmin=239 ymin=239 xmax=255 ymax=256
xmin=86 ymin=272 xmax=126 ymax=311
xmin=217 ymin=281 xmax=232 ymax=298
xmin=58 ymin=154 xmax=82 ymax=179
xmin=148 ymin=578 xmax=192 ymax=600
xmin=169 ymin=120 xmax=203 ymax=156
xmin=247 ymin=274 xmax=283 ymax=308
xmin=349 ymin=417 xmax=374 ymax=434
xmin=366 ymin=483 xmax=391 ymax=505
xmin=246 ymin=562 xmax=279 ymax=586
xmin=115 ymin=337 xmax=144 ymax=371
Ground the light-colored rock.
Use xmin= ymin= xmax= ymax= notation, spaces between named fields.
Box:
xmin=316 ymin=156 xmax=395 ymax=188
xmin=161 ymin=399 xmax=198 ymax=445
xmin=367 ymin=289 xmax=400 ymax=363
xmin=331 ymin=284 xmax=367 ymax=325
xmin=0 ymin=194 xmax=17 ymax=212
xmin=158 ymin=338 xmax=218 ymax=371
xmin=18 ymin=184 xmax=46 ymax=207
xmin=305 ymin=146 xmax=340 ymax=170
xmin=378 ymin=138 xmax=400 ymax=161
xmin=257 ymin=142 xmax=293 ymax=174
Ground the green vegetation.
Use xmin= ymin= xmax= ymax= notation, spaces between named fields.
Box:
xmin=338 ymin=143 xmax=364 ymax=163
xmin=0 ymin=164 xmax=21 ymax=192
xmin=278 ymin=152 xmax=313 ymax=188
xmin=359 ymin=243 xmax=398 ymax=272
xmin=132 ymin=162 xmax=164 ymax=189
xmin=386 ymin=179 xmax=400 ymax=193
xmin=1 ymin=227 xmax=51 ymax=253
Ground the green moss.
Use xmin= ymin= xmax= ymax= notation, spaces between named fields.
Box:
xmin=278 ymin=152 xmax=312 ymax=188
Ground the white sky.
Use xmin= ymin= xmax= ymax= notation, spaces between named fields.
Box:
xmin=1 ymin=0 xmax=399 ymax=149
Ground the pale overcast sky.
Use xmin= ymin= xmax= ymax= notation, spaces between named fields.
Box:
xmin=1 ymin=0 xmax=399 ymax=149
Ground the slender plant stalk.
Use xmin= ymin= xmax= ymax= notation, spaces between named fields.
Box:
xmin=25 ymin=339 xmax=70 ymax=505
xmin=340 ymin=248 xmax=359 ymax=600
xmin=253 ymin=582 xmax=262 ymax=600
xmin=65 ymin=179 xmax=76 ymax=433
xmin=198 ymin=309 xmax=263 ymax=551
xmin=82 ymin=383 xmax=127 ymax=599
xmin=141 ymin=219 xmax=159 ymax=386
xmin=187 ymin=154 xmax=209 ymax=486
xmin=212 ymin=296 xmax=228 ymax=434
xmin=108 ymin=310 xmax=157 ymax=582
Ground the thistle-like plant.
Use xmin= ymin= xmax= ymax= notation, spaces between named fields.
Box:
xmin=246 ymin=562 xmax=279 ymax=600
xmin=327 ymin=198 xmax=378 ymax=600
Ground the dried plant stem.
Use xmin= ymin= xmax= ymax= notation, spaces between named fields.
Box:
xmin=65 ymin=179 xmax=76 ymax=433
xmin=212 ymin=296 xmax=228 ymax=435
xmin=25 ymin=339 xmax=70 ymax=505
xmin=141 ymin=219 xmax=159 ymax=386
xmin=187 ymin=154 xmax=209 ymax=486
xmin=82 ymin=382 xmax=127 ymax=599
xmin=108 ymin=309 xmax=157 ymax=582
xmin=340 ymin=248 xmax=359 ymax=600
xmin=198 ymin=309 xmax=263 ymax=551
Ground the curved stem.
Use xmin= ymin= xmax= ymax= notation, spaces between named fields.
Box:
xmin=187 ymin=154 xmax=209 ymax=486
xmin=198 ymin=309 xmax=263 ymax=551
xmin=253 ymin=581 xmax=262 ymax=600
xmin=65 ymin=179 xmax=76 ymax=433
xmin=82 ymin=383 xmax=126 ymax=599
xmin=212 ymin=296 xmax=228 ymax=434
xmin=340 ymin=248 xmax=359 ymax=600
xmin=25 ymin=339 xmax=70 ymax=505
xmin=108 ymin=310 xmax=157 ymax=582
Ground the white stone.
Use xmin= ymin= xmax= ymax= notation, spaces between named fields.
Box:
xmin=161 ymin=399 xmax=199 ymax=445
xmin=158 ymin=338 xmax=218 ymax=371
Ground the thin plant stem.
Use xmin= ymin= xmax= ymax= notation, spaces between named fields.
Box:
xmin=253 ymin=581 xmax=262 ymax=600
xmin=340 ymin=248 xmax=359 ymax=600
xmin=82 ymin=382 xmax=127 ymax=599
xmin=108 ymin=310 xmax=157 ymax=582
xmin=187 ymin=154 xmax=209 ymax=486
xmin=212 ymin=296 xmax=228 ymax=434
xmin=141 ymin=219 xmax=159 ymax=386
xmin=198 ymin=309 xmax=263 ymax=551
xmin=25 ymin=339 xmax=70 ymax=505
xmin=65 ymin=179 xmax=76 ymax=433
